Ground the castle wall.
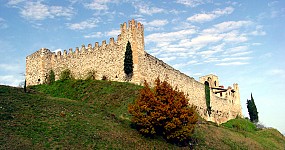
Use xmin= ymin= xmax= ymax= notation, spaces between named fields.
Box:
xmin=138 ymin=53 xmax=242 ymax=124
xmin=209 ymin=94 xmax=239 ymax=124
xmin=26 ymin=19 xmax=242 ymax=124
xmin=26 ymin=20 xmax=144 ymax=85
xmin=50 ymin=41 xmax=125 ymax=82
xmin=139 ymin=53 xmax=208 ymax=118
xmin=26 ymin=41 xmax=126 ymax=85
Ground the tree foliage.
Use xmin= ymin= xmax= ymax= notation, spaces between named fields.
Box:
xmin=204 ymin=82 xmax=211 ymax=116
xmin=247 ymin=93 xmax=258 ymax=123
xmin=128 ymin=78 xmax=198 ymax=145
xmin=24 ymin=79 xmax=27 ymax=93
xmin=47 ymin=70 xmax=55 ymax=84
xmin=86 ymin=70 xmax=96 ymax=80
xmin=60 ymin=69 xmax=72 ymax=81
xmin=124 ymin=41 xmax=133 ymax=77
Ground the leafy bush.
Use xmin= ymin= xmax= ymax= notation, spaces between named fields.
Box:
xmin=128 ymin=78 xmax=198 ymax=145
xmin=60 ymin=69 xmax=72 ymax=81
xmin=86 ymin=70 xmax=96 ymax=80
xmin=47 ymin=70 xmax=55 ymax=84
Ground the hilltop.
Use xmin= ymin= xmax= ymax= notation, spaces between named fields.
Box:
xmin=1 ymin=79 xmax=285 ymax=149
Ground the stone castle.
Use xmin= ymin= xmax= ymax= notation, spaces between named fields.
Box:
xmin=26 ymin=19 xmax=242 ymax=124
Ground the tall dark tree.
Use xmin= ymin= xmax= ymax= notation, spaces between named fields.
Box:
xmin=247 ymin=93 xmax=259 ymax=123
xmin=24 ymin=79 xmax=27 ymax=93
xmin=204 ymin=82 xmax=211 ymax=116
xmin=124 ymin=41 xmax=133 ymax=77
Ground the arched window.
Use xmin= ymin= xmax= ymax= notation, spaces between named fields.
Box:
xmin=214 ymin=81 xmax=217 ymax=87
xmin=207 ymin=77 xmax=211 ymax=81
xmin=204 ymin=81 xmax=209 ymax=86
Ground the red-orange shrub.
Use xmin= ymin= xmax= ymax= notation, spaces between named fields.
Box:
xmin=128 ymin=77 xmax=198 ymax=144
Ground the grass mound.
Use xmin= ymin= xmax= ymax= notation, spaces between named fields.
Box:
xmin=1 ymin=81 xmax=179 ymax=149
xmin=222 ymin=118 xmax=257 ymax=132
xmin=1 ymin=79 xmax=285 ymax=149
xmin=30 ymin=79 xmax=143 ymax=118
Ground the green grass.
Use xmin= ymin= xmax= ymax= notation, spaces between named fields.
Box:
xmin=222 ymin=118 xmax=257 ymax=132
xmin=1 ymin=79 xmax=285 ymax=149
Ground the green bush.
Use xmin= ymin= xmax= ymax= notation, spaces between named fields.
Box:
xmin=86 ymin=70 xmax=96 ymax=80
xmin=128 ymin=78 xmax=198 ymax=145
xmin=60 ymin=69 xmax=72 ymax=81
xmin=47 ymin=70 xmax=55 ymax=84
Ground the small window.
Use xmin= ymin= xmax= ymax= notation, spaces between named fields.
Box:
xmin=38 ymin=79 xmax=40 ymax=82
xmin=214 ymin=81 xmax=217 ymax=87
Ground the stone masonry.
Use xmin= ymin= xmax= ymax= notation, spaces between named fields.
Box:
xmin=26 ymin=19 xmax=242 ymax=124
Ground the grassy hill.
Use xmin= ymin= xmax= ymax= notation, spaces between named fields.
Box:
xmin=1 ymin=79 xmax=285 ymax=149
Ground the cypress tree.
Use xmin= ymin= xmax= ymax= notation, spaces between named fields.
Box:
xmin=24 ymin=79 xmax=27 ymax=93
xmin=247 ymin=93 xmax=259 ymax=123
xmin=124 ymin=41 xmax=133 ymax=76
xmin=205 ymin=82 xmax=211 ymax=116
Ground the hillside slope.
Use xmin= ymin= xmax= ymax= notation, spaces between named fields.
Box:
xmin=1 ymin=79 xmax=285 ymax=149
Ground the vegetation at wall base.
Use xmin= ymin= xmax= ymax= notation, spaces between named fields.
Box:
xmin=46 ymin=70 xmax=55 ymax=85
xmin=59 ymin=69 xmax=73 ymax=81
xmin=1 ymin=79 xmax=284 ymax=149
xmin=86 ymin=70 xmax=96 ymax=80
xmin=204 ymin=83 xmax=211 ymax=116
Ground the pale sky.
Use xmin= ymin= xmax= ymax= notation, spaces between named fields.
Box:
xmin=0 ymin=0 xmax=284 ymax=134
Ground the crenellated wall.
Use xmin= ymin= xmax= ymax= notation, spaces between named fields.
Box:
xmin=26 ymin=19 xmax=144 ymax=86
xmin=26 ymin=19 xmax=242 ymax=124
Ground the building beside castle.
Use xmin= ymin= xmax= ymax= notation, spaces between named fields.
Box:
xmin=26 ymin=19 xmax=242 ymax=124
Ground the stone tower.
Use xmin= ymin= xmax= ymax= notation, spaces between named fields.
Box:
xmin=26 ymin=48 xmax=53 ymax=86
xmin=117 ymin=19 xmax=144 ymax=84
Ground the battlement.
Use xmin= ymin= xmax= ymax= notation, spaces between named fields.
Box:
xmin=26 ymin=19 xmax=241 ymax=124
xmin=120 ymin=19 xmax=144 ymax=33
xmin=27 ymin=19 xmax=145 ymax=62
